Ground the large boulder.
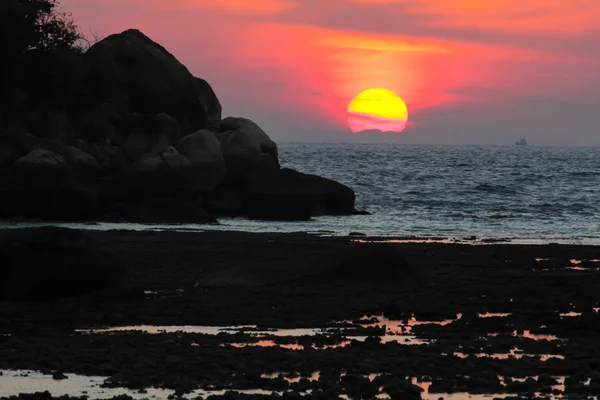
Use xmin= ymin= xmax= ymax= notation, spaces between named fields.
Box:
xmin=176 ymin=130 xmax=226 ymax=190
xmin=13 ymin=149 xmax=67 ymax=170
xmin=0 ymin=227 xmax=124 ymax=301
xmin=241 ymin=168 xmax=355 ymax=220
xmin=63 ymin=146 xmax=102 ymax=173
xmin=217 ymin=117 xmax=279 ymax=175
xmin=85 ymin=29 xmax=218 ymax=135
xmin=194 ymin=77 xmax=221 ymax=130
xmin=0 ymin=168 xmax=102 ymax=220
xmin=122 ymin=113 xmax=180 ymax=161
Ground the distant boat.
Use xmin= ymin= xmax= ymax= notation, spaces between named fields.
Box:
xmin=515 ymin=138 xmax=528 ymax=146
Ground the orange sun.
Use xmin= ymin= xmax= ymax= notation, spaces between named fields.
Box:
xmin=347 ymin=88 xmax=409 ymax=133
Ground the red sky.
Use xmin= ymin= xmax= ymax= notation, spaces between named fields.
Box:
xmin=62 ymin=0 xmax=600 ymax=145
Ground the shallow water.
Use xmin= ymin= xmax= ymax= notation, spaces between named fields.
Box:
xmin=79 ymin=321 xmax=429 ymax=346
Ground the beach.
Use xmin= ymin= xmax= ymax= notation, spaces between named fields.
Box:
xmin=1 ymin=229 xmax=600 ymax=399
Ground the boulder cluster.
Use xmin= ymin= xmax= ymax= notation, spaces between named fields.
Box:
xmin=0 ymin=29 xmax=356 ymax=223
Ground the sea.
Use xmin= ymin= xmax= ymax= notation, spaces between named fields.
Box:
xmin=2 ymin=143 xmax=599 ymax=244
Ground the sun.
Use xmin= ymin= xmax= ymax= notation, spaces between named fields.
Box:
xmin=347 ymin=88 xmax=409 ymax=133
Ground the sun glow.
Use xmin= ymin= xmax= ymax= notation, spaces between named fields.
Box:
xmin=347 ymin=88 xmax=409 ymax=133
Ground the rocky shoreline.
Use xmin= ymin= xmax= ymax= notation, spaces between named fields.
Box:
xmin=1 ymin=228 xmax=600 ymax=399
xmin=0 ymin=29 xmax=357 ymax=224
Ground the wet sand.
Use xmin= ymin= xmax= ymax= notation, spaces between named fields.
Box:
xmin=1 ymin=230 xmax=600 ymax=399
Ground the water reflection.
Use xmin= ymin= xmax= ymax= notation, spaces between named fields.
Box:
xmin=451 ymin=347 xmax=565 ymax=361
xmin=488 ymin=330 xmax=563 ymax=341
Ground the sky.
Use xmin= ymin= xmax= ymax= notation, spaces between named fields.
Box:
xmin=62 ymin=0 xmax=600 ymax=145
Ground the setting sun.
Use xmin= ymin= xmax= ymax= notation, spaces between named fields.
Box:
xmin=347 ymin=89 xmax=409 ymax=133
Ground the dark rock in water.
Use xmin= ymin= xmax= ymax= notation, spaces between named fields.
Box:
xmin=217 ymin=117 xmax=279 ymax=176
xmin=241 ymin=168 xmax=355 ymax=220
xmin=0 ymin=227 xmax=124 ymax=301
xmin=52 ymin=371 xmax=68 ymax=380
xmin=349 ymin=232 xmax=367 ymax=237
xmin=85 ymin=29 xmax=217 ymax=135
xmin=353 ymin=209 xmax=371 ymax=215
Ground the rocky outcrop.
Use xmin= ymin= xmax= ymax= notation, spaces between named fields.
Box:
xmin=194 ymin=77 xmax=221 ymax=130
xmin=0 ymin=29 xmax=358 ymax=223
xmin=176 ymin=130 xmax=226 ymax=191
xmin=14 ymin=149 xmax=67 ymax=170
xmin=85 ymin=29 xmax=218 ymax=135
xmin=241 ymin=168 xmax=355 ymax=220
xmin=217 ymin=117 xmax=279 ymax=176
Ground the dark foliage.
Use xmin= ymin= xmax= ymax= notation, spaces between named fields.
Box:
xmin=0 ymin=0 xmax=84 ymax=122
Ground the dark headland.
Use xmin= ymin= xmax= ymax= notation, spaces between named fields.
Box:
xmin=0 ymin=28 xmax=356 ymax=223
xmin=1 ymin=12 xmax=600 ymax=400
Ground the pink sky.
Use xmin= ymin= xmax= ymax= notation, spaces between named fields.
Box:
xmin=62 ymin=0 xmax=600 ymax=145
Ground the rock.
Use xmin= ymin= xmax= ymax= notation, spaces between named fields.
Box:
xmin=13 ymin=149 xmax=67 ymax=170
xmin=85 ymin=29 xmax=214 ymax=134
xmin=52 ymin=372 xmax=68 ymax=380
xmin=203 ymin=186 xmax=243 ymax=217
xmin=11 ymin=132 xmax=64 ymax=154
xmin=77 ymin=105 xmax=118 ymax=143
xmin=26 ymin=105 xmax=71 ymax=144
xmin=217 ymin=117 xmax=279 ymax=175
xmin=122 ymin=113 xmax=180 ymax=161
xmin=241 ymin=168 xmax=355 ymax=220
xmin=194 ymin=77 xmax=221 ymax=130
xmin=0 ymin=169 xmax=102 ymax=220
xmin=63 ymin=146 xmax=102 ymax=172
xmin=176 ymin=130 xmax=226 ymax=191
xmin=0 ymin=227 xmax=124 ymax=302
xmin=95 ymin=144 xmax=127 ymax=173
xmin=116 ymin=197 xmax=215 ymax=224
xmin=162 ymin=152 xmax=191 ymax=169
xmin=0 ymin=136 xmax=24 ymax=167
xmin=132 ymin=153 xmax=166 ymax=172
xmin=123 ymin=130 xmax=170 ymax=161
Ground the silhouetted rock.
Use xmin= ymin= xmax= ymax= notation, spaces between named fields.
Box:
xmin=0 ymin=227 xmax=124 ymax=301
xmin=176 ymin=130 xmax=226 ymax=191
xmin=218 ymin=117 xmax=279 ymax=175
xmin=0 ymin=29 xmax=356 ymax=224
xmin=122 ymin=113 xmax=179 ymax=161
xmin=62 ymin=146 xmax=102 ymax=173
xmin=194 ymin=77 xmax=222 ymax=130
xmin=13 ymin=149 xmax=67 ymax=170
xmin=85 ymin=29 xmax=215 ymax=134
xmin=203 ymin=186 xmax=243 ymax=217
xmin=0 ymin=168 xmax=101 ymax=220
xmin=241 ymin=168 xmax=355 ymax=220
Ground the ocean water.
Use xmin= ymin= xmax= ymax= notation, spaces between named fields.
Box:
xmin=274 ymin=143 xmax=600 ymax=242
xmin=1 ymin=144 xmax=599 ymax=243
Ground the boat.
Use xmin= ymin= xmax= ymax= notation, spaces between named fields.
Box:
xmin=515 ymin=138 xmax=528 ymax=146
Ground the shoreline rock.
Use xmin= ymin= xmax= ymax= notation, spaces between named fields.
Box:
xmin=0 ymin=29 xmax=356 ymax=223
